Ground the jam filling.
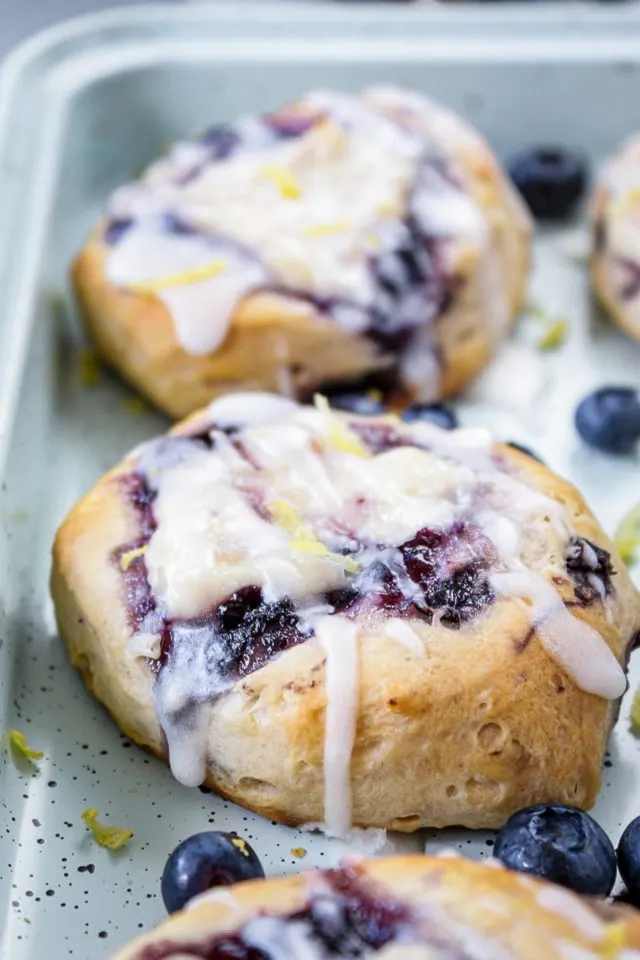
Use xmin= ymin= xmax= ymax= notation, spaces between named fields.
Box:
xmin=616 ymin=257 xmax=640 ymax=302
xmin=117 ymin=425 xmax=497 ymax=685
xmin=133 ymin=866 xmax=422 ymax=960
xmin=565 ymin=536 xmax=615 ymax=604
xmin=103 ymin=109 xmax=459 ymax=396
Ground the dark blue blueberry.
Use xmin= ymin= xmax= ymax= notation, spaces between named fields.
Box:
xmin=506 ymin=441 xmax=544 ymax=464
xmin=328 ymin=393 xmax=385 ymax=416
xmin=575 ymin=386 xmax=640 ymax=455
xmin=402 ymin=403 xmax=458 ymax=430
xmin=494 ymin=804 xmax=616 ymax=896
xmin=507 ymin=147 xmax=587 ymax=220
xmin=161 ymin=831 xmax=264 ymax=914
xmin=617 ymin=816 xmax=640 ymax=903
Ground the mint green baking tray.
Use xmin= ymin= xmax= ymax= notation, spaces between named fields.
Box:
xmin=1 ymin=4 xmax=640 ymax=957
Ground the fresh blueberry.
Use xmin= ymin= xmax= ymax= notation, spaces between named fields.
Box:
xmin=507 ymin=147 xmax=587 ymax=220
xmin=506 ymin=441 xmax=544 ymax=464
xmin=575 ymin=387 xmax=640 ymax=455
xmin=494 ymin=804 xmax=616 ymax=896
xmin=617 ymin=816 xmax=640 ymax=902
xmin=328 ymin=393 xmax=385 ymax=416
xmin=161 ymin=831 xmax=265 ymax=914
xmin=402 ymin=403 xmax=458 ymax=430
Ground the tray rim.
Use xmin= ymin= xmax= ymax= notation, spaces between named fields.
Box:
xmin=2 ymin=0 xmax=640 ymax=474
xmin=2 ymin=0 xmax=640 ymax=471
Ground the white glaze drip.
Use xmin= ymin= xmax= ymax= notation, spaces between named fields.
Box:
xmin=106 ymin=223 xmax=268 ymax=355
xmin=314 ymin=616 xmax=360 ymax=839
xmin=383 ymin=619 xmax=425 ymax=657
xmin=535 ymin=886 xmax=605 ymax=943
xmin=130 ymin=396 xmax=622 ymax=805
xmin=207 ymin=392 xmax=300 ymax=428
xmin=490 ymin=571 xmax=625 ymax=699
xmin=243 ymin=916 xmax=323 ymax=960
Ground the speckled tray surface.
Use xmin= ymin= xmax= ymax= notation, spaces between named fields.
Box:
xmin=2 ymin=4 xmax=640 ymax=958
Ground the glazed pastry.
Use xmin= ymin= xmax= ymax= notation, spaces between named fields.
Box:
xmin=51 ymin=394 xmax=640 ymax=834
xmin=73 ymin=86 xmax=532 ymax=419
xmin=591 ymin=134 xmax=640 ymax=341
xmin=110 ymin=854 xmax=640 ymax=959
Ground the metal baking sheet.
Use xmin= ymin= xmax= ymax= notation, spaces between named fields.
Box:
xmin=2 ymin=4 xmax=640 ymax=957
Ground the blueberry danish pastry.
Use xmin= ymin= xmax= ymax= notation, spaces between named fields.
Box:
xmin=111 ymin=855 xmax=640 ymax=960
xmin=591 ymin=134 xmax=640 ymax=341
xmin=51 ymin=394 xmax=640 ymax=833
xmin=73 ymin=86 xmax=531 ymax=419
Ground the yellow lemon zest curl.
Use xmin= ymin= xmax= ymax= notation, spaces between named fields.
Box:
xmin=81 ymin=808 xmax=133 ymax=850
xmin=614 ymin=502 xmax=640 ymax=565
xmin=270 ymin=500 xmax=361 ymax=574
xmin=130 ymin=259 xmax=227 ymax=294
xmin=259 ymin=165 xmax=301 ymax=200
xmin=304 ymin=220 xmax=350 ymax=238
xmin=528 ymin=303 xmax=569 ymax=351
xmin=630 ymin=688 xmax=640 ymax=737
xmin=313 ymin=395 xmax=370 ymax=458
xmin=79 ymin=349 xmax=101 ymax=386
xmin=231 ymin=837 xmax=250 ymax=858
xmin=120 ymin=545 xmax=148 ymax=572
xmin=8 ymin=730 xmax=43 ymax=761
xmin=601 ymin=920 xmax=627 ymax=959
xmin=537 ymin=318 xmax=568 ymax=351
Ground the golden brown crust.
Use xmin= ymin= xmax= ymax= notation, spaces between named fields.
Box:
xmin=110 ymin=855 xmax=640 ymax=959
xmin=72 ymin=94 xmax=531 ymax=420
xmin=51 ymin=409 xmax=640 ymax=832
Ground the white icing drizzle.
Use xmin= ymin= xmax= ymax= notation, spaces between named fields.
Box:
xmin=207 ymin=391 xmax=300 ymax=428
xmin=535 ymin=886 xmax=605 ymax=942
xmin=103 ymin=86 xmax=500 ymax=370
xmin=555 ymin=944 xmax=598 ymax=960
xmin=243 ymin=916 xmax=324 ymax=960
xmin=127 ymin=632 xmax=161 ymax=661
xmin=383 ymin=619 xmax=425 ymax=657
xmin=490 ymin=572 xmax=625 ymax=699
xmin=314 ymin=616 xmax=360 ymax=839
xmin=106 ymin=222 xmax=268 ymax=355
xmin=186 ymin=887 xmax=239 ymax=914
xmin=130 ymin=396 xmax=623 ymax=803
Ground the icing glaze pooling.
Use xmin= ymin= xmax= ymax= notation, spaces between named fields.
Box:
xmin=102 ymin=87 xmax=492 ymax=392
xmin=121 ymin=395 xmax=623 ymax=834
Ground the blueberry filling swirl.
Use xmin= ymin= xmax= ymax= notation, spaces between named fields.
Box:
xmin=112 ymin=398 xmax=625 ymax=831
xmin=565 ymin=536 xmax=615 ymax=605
xmin=102 ymin=88 xmax=490 ymax=399
xmin=130 ymin=864 xmax=476 ymax=960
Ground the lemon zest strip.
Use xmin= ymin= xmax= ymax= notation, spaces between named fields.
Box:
xmin=601 ymin=920 xmax=627 ymax=959
xmin=259 ymin=164 xmax=301 ymax=200
xmin=270 ymin=500 xmax=361 ymax=574
xmin=630 ymin=687 xmax=640 ymax=737
xmin=313 ymin=395 xmax=370 ymax=458
xmin=537 ymin=318 xmax=568 ymax=351
xmin=129 ymin=259 xmax=227 ymax=294
xmin=614 ymin=502 xmax=640 ymax=565
xmin=120 ymin=545 xmax=148 ymax=572
xmin=8 ymin=730 xmax=43 ymax=761
xmin=81 ymin=808 xmax=134 ymax=850
xmin=78 ymin=350 xmax=101 ymax=386
xmin=304 ymin=220 xmax=351 ymax=238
